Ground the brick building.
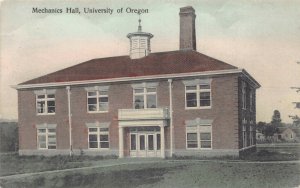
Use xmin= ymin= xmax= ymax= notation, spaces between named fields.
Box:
xmin=15 ymin=6 xmax=260 ymax=158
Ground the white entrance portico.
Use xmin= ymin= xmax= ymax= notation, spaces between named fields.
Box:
xmin=118 ymin=108 xmax=169 ymax=158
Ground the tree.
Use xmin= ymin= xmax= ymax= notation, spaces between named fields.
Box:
xmin=262 ymin=124 xmax=278 ymax=139
xmin=256 ymin=121 xmax=266 ymax=132
xmin=271 ymin=110 xmax=282 ymax=127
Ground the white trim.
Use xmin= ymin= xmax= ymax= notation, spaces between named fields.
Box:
xmin=185 ymin=118 xmax=214 ymax=127
xmin=85 ymin=121 xmax=110 ymax=128
xmin=36 ymin=123 xmax=57 ymax=129
xmin=118 ymin=120 xmax=166 ymax=128
xmin=66 ymin=86 xmax=73 ymax=156
xmin=131 ymin=82 xmax=159 ymax=89
xmin=14 ymin=69 xmax=259 ymax=89
xmin=182 ymin=78 xmax=212 ymax=86
xmin=168 ymin=79 xmax=174 ymax=157
xmin=34 ymin=89 xmax=56 ymax=95
xmin=119 ymin=127 xmax=124 ymax=158
xmin=84 ymin=85 xmax=109 ymax=91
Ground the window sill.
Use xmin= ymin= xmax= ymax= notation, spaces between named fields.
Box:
xmin=87 ymin=111 xmax=109 ymax=114
xmin=185 ymin=107 xmax=211 ymax=110
xmin=186 ymin=148 xmax=212 ymax=150
xmin=88 ymin=148 xmax=110 ymax=150
xmin=37 ymin=113 xmax=56 ymax=116
xmin=37 ymin=148 xmax=57 ymax=150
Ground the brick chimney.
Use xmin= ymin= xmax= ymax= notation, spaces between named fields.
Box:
xmin=179 ymin=6 xmax=196 ymax=51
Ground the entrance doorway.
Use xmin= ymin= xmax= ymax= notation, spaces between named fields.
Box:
xmin=130 ymin=132 xmax=161 ymax=157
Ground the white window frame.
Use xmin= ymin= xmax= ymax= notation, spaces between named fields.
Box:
xmin=86 ymin=86 xmax=109 ymax=113
xmin=186 ymin=125 xmax=212 ymax=150
xmin=37 ymin=127 xmax=56 ymax=150
xmin=249 ymin=125 xmax=254 ymax=146
xmin=242 ymin=81 xmax=247 ymax=110
xmin=242 ymin=118 xmax=247 ymax=148
xmin=249 ymin=90 xmax=253 ymax=112
xmin=185 ymin=84 xmax=211 ymax=109
xmin=36 ymin=94 xmax=56 ymax=115
xmin=88 ymin=127 xmax=110 ymax=149
xmin=133 ymin=87 xmax=157 ymax=109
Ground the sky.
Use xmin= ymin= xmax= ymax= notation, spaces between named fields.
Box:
xmin=0 ymin=0 xmax=299 ymax=123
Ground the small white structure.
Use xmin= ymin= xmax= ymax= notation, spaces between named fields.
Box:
xmin=127 ymin=17 xmax=153 ymax=59
xmin=278 ymin=128 xmax=297 ymax=141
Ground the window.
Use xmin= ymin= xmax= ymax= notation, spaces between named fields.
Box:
xmin=134 ymin=87 xmax=157 ymax=109
xmin=187 ymin=133 xmax=198 ymax=148
xmin=250 ymin=125 xmax=254 ymax=146
xmin=242 ymin=82 xmax=246 ymax=110
xmin=88 ymin=127 xmax=109 ymax=149
xmin=130 ymin=134 xmax=137 ymax=150
xmin=250 ymin=90 xmax=253 ymax=112
xmin=186 ymin=125 xmax=212 ymax=149
xmin=185 ymin=84 xmax=211 ymax=108
xmin=37 ymin=128 xmax=56 ymax=149
xmin=36 ymin=94 xmax=55 ymax=114
xmin=242 ymin=124 xmax=247 ymax=148
xmin=87 ymin=90 xmax=108 ymax=112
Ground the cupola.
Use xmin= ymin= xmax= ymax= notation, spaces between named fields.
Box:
xmin=127 ymin=16 xmax=153 ymax=59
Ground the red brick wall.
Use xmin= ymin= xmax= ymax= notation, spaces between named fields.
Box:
xmin=18 ymin=88 xmax=70 ymax=150
xmin=238 ymin=76 xmax=257 ymax=150
xmin=18 ymin=73 xmax=255 ymax=153
xmin=172 ymin=74 xmax=239 ymax=150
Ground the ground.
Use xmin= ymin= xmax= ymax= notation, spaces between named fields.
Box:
xmin=0 ymin=144 xmax=299 ymax=188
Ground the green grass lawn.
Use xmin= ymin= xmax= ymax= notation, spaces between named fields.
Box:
xmin=0 ymin=153 xmax=117 ymax=176
xmin=1 ymin=145 xmax=300 ymax=188
xmin=1 ymin=160 xmax=299 ymax=188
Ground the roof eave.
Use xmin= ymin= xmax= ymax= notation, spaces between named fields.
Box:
xmin=241 ymin=69 xmax=261 ymax=89
xmin=12 ymin=69 xmax=244 ymax=90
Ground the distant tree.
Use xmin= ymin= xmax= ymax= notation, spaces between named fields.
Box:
xmin=256 ymin=121 xmax=266 ymax=132
xmin=0 ymin=122 xmax=18 ymax=152
xmin=262 ymin=124 xmax=278 ymax=139
xmin=289 ymin=115 xmax=300 ymax=127
xmin=271 ymin=110 xmax=282 ymax=127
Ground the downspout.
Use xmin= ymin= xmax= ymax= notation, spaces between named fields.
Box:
xmin=168 ymin=79 xmax=173 ymax=157
xmin=66 ymin=86 xmax=73 ymax=156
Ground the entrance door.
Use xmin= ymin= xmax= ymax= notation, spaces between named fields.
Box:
xmin=147 ymin=134 xmax=155 ymax=156
xmin=130 ymin=132 xmax=161 ymax=157
xmin=138 ymin=134 xmax=146 ymax=157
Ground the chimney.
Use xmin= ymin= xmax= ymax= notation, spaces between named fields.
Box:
xmin=179 ymin=6 xmax=196 ymax=51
